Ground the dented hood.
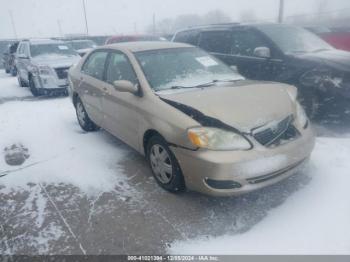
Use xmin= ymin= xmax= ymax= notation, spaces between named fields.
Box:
xmin=158 ymin=80 xmax=296 ymax=131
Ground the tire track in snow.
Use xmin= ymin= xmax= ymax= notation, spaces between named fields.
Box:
xmin=38 ymin=183 xmax=87 ymax=255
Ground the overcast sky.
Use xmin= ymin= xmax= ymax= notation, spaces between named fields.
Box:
xmin=0 ymin=0 xmax=349 ymax=38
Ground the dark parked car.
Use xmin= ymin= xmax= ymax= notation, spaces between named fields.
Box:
xmin=172 ymin=23 xmax=350 ymax=119
xmin=0 ymin=40 xmax=17 ymax=70
xmin=2 ymin=41 xmax=19 ymax=76
xmin=66 ymin=39 xmax=97 ymax=56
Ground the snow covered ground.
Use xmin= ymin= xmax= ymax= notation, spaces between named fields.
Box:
xmin=0 ymin=72 xmax=349 ymax=255
xmin=0 ymin=72 xmax=31 ymax=100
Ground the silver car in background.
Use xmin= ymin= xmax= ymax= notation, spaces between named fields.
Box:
xmin=16 ymin=39 xmax=81 ymax=96
xmin=66 ymin=39 xmax=97 ymax=57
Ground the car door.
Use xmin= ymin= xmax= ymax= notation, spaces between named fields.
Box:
xmin=21 ymin=44 xmax=32 ymax=82
xmin=16 ymin=43 xmax=27 ymax=80
xmin=79 ymin=50 xmax=109 ymax=126
xmin=102 ymin=51 xmax=141 ymax=150
xmin=200 ymin=28 xmax=283 ymax=81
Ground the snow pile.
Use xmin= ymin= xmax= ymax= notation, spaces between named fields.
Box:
xmin=169 ymin=137 xmax=350 ymax=255
xmin=0 ymin=98 xmax=133 ymax=197
xmin=0 ymin=72 xmax=31 ymax=99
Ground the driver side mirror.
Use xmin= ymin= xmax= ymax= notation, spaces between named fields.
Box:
xmin=253 ymin=47 xmax=271 ymax=58
xmin=113 ymin=80 xmax=138 ymax=94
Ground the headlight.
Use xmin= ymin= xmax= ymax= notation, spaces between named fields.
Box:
xmin=187 ymin=127 xmax=251 ymax=151
xmin=296 ymin=102 xmax=308 ymax=128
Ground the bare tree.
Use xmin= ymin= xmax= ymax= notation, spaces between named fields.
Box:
xmin=203 ymin=9 xmax=231 ymax=24
xmin=146 ymin=9 xmax=232 ymax=35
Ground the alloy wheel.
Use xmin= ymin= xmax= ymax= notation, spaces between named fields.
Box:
xmin=149 ymin=144 xmax=173 ymax=184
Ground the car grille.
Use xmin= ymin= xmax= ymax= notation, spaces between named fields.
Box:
xmin=252 ymin=115 xmax=300 ymax=147
xmin=55 ymin=67 xmax=69 ymax=79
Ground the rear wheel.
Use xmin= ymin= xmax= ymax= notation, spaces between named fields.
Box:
xmin=298 ymin=87 xmax=320 ymax=120
xmin=146 ymin=135 xmax=185 ymax=193
xmin=75 ymin=97 xmax=100 ymax=132
xmin=11 ymin=67 xmax=17 ymax=76
xmin=5 ymin=68 xmax=10 ymax=74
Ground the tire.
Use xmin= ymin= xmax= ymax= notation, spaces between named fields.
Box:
xmin=17 ymin=74 xmax=27 ymax=87
xmin=5 ymin=68 xmax=10 ymax=74
xmin=11 ymin=67 xmax=17 ymax=76
xmin=75 ymin=97 xmax=100 ymax=132
xmin=298 ymin=88 xmax=320 ymax=120
xmin=29 ymin=76 xmax=40 ymax=97
xmin=146 ymin=135 xmax=186 ymax=193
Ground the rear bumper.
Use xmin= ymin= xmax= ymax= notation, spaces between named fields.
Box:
xmin=171 ymin=125 xmax=315 ymax=197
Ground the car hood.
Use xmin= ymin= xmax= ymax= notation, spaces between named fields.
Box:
xmin=158 ymin=80 xmax=296 ymax=132
xmin=293 ymin=49 xmax=350 ymax=72
xmin=32 ymin=54 xmax=81 ymax=68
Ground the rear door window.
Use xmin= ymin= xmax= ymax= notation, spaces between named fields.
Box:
xmin=82 ymin=51 xmax=108 ymax=80
xmin=198 ymin=31 xmax=232 ymax=54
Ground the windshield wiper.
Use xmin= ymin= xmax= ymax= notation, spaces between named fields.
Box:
xmin=171 ymin=79 xmax=242 ymax=90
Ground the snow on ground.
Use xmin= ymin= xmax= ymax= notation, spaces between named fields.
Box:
xmin=169 ymin=137 xmax=350 ymax=255
xmin=0 ymin=71 xmax=31 ymax=100
xmin=0 ymin=97 xmax=136 ymax=197
xmin=0 ymin=75 xmax=141 ymax=254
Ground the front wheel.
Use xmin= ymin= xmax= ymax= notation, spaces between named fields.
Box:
xmin=29 ymin=76 xmax=40 ymax=97
xmin=75 ymin=97 xmax=100 ymax=132
xmin=17 ymin=74 xmax=27 ymax=87
xmin=146 ymin=136 xmax=185 ymax=193
xmin=298 ymin=88 xmax=320 ymax=120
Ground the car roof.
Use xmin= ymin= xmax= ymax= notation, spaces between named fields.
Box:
xmin=103 ymin=41 xmax=193 ymax=52
xmin=108 ymin=34 xmax=157 ymax=39
xmin=70 ymin=39 xmax=94 ymax=42
xmin=22 ymin=39 xmax=66 ymax=45
xmin=175 ymin=22 xmax=283 ymax=33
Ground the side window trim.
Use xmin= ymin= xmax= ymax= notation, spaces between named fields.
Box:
xmin=26 ymin=44 xmax=31 ymax=57
xmin=105 ymin=50 xmax=139 ymax=85
xmin=81 ymin=49 xmax=109 ymax=81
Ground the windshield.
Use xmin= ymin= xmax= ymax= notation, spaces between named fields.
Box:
xmin=30 ymin=43 xmax=77 ymax=57
xmin=135 ymin=47 xmax=244 ymax=91
xmin=256 ymin=24 xmax=333 ymax=54
xmin=71 ymin=41 xmax=96 ymax=50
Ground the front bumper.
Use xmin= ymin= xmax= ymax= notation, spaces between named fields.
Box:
xmin=171 ymin=125 xmax=315 ymax=196
xmin=33 ymin=75 xmax=69 ymax=96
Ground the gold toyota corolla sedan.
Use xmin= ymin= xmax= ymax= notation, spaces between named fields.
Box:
xmin=68 ymin=41 xmax=315 ymax=196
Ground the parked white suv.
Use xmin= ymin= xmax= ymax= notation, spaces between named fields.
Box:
xmin=16 ymin=39 xmax=81 ymax=96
